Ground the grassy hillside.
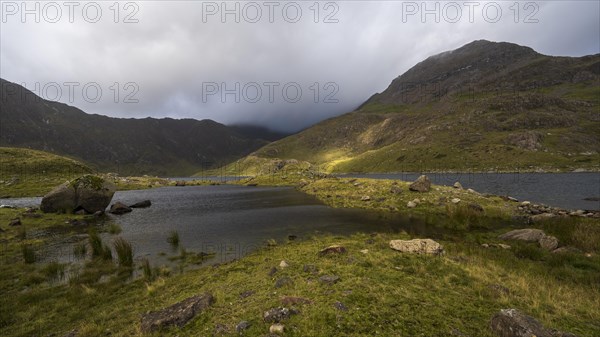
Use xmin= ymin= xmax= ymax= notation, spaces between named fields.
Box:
xmin=218 ymin=41 xmax=600 ymax=175
xmin=0 ymin=204 xmax=598 ymax=336
xmin=0 ymin=147 xmax=92 ymax=197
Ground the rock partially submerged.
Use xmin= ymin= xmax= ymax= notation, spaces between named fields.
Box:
xmin=109 ymin=202 xmax=132 ymax=215
xmin=41 ymin=175 xmax=116 ymax=214
xmin=409 ymin=175 xmax=431 ymax=192
xmin=140 ymin=293 xmax=214 ymax=333
xmin=389 ymin=239 xmax=443 ymax=255
xmin=130 ymin=200 xmax=152 ymax=208
xmin=490 ymin=308 xmax=578 ymax=337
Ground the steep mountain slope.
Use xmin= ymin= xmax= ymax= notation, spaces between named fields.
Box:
xmin=232 ymin=40 xmax=600 ymax=173
xmin=0 ymin=79 xmax=270 ymax=175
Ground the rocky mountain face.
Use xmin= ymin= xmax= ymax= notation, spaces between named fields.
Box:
xmin=246 ymin=40 xmax=600 ymax=173
xmin=0 ymin=79 xmax=274 ymax=176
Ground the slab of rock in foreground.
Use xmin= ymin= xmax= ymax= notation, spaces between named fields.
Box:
xmin=389 ymin=239 xmax=443 ymax=255
xmin=409 ymin=175 xmax=431 ymax=192
xmin=140 ymin=293 xmax=214 ymax=333
xmin=499 ymin=229 xmax=560 ymax=251
xmin=490 ymin=308 xmax=578 ymax=337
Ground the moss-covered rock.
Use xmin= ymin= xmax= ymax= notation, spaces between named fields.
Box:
xmin=40 ymin=175 xmax=116 ymax=213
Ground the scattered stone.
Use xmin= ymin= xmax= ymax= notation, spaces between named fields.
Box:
xmin=333 ymin=301 xmax=348 ymax=311
xmin=130 ymin=200 xmax=152 ymax=208
xmin=467 ymin=188 xmax=477 ymax=194
xmin=390 ymin=185 xmax=403 ymax=194
xmin=319 ymin=245 xmax=347 ymax=256
xmin=239 ymin=290 xmax=255 ymax=299
xmin=263 ymin=307 xmax=298 ymax=323
xmin=274 ymin=277 xmax=293 ymax=288
xmin=175 ymin=181 xmax=186 ymax=187
xmin=8 ymin=218 xmax=21 ymax=227
xmin=481 ymin=243 xmax=490 ymax=248
xmin=494 ymin=244 xmax=512 ymax=250
xmin=489 ymin=308 xmax=578 ymax=337
xmin=0 ymin=204 xmax=15 ymax=209
xmin=281 ymin=296 xmax=312 ymax=306
xmin=488 ymin=284 xmax=511 ymax=296
xmin=319 ymin=275 xmax=340 ymax=285
xmin=140 ymin=293 xmax=215 ymax=333
xmin=453 ymin=182 xmax=463 ymax=189
xmin=520 ymin=201 xmax=531 ymax=206
xmin=279 ymin=260 xmax=289 ymax=268
xmin=269 ymin=323 xmax=285 ymax=334
xmin=409 ymin=175 xmax=431 ymax=192
xmin=303 ymin=264 xmax=318 ymax=274
xmin=552 ymin=246 xmax=582 ymax=254
xmin=214 ymin=323 xmax=228 ymax=335
xmin=389 ymin=239 xmax=444 ymax=255
xmin=507 ymin=196 xmax=519 ymax=202
xmin=538 ymin=235 xmax=559 ymax=251
xmin=530 ymin=213 xmax=557 ymax=223
xmin=407 ymin=201 xmax=417 ymax=208
xmin=109 ymin=202 xmax=132 ymax=215
xmin=360 ymin=249 xmax=369 ymax=254
xmin=451 ymin=198 xmax=461 ymax=204
xmin=498 ymin=229 xmax=546 ymax=242
xmin=287 ymin=235 xmax=297 ymax=241
xmin=41 ymin=175 xmax=116 ymax=214
xmin=360 ymin=196 xmax=371 ymax=201
xmin=236 ymin=321 xmax=251 ymax=333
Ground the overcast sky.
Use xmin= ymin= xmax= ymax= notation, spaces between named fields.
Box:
xmin=1 ymin=1 xmax=599 ymax=132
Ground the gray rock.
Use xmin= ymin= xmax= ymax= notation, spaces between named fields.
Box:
xmin=539 ymin=235 xmax=559 ymax=251
xmin=498 ymin=229 xmax=546 ymax=242
xmin=333 ymin=301 xmax=348 ymax=311
xmin=109 ymin=202 xmax=132 ymax=215
xmin=360 ymin=196 xmax=371 ymax=201
xmin=318 ymin=245 xmax=347 ymax=256
xmin=409 ymin=175 xmax=431 ymax=192
xmin=263 ymin=307 xmax=298 ymax=323
xmin=268 ymin=267 xmax=278 ymax=276
xmin=274 ymin=277 xmax=293 ymax=288
xmin=236 ymin=321 xmax=251 ymax=332
xmin=8 ymin=218 xmax=21 ymax=227
xmin=453 ymin=182 xmax=463 ymax=189
xmin=319 ymin=275 xmax=340 ymax=285
xmin=140 ymin=293 xmax=215 ymax=333
xmin=390 ymin=185 xmax=403 ymax=194
xmin=530 ymin=213 xmax=556 ymax=222
xmin=303 ymin=264 xmax=318 ymax=273
xmin=41 ymin=175 xmax=116 ymax=214
xmin=389 ymin=239 xmax=444 ymax=255
xmin=490 ymin=308 xmax=578 ymax=337
xmin=130 ymin=200 xmax=151 ymax=208
xmin=281 ymin=296 xmax=312 ymax=306
xmin=269 ymin=323 xmax=285 ymax=334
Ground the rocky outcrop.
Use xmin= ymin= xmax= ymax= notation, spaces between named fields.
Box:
xmin=499 ymin=229 xmax=560 ymax=251
xmin=389 ymin=239 xmax=444 ymax=255
xmin=41 ymin=175 xmax=116 ymax=214
xmin=490 ymin=308 xmax=578 ymax=337
xmin=409 ymin=175 xmax=431 ymax=192
xmin=140 ymin=293 xmax=215 ymax=333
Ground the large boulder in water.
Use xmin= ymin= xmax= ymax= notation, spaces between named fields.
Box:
xmin=40 ymin=175 xmax=116 ymax=214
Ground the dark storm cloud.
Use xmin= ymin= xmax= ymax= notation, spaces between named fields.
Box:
xmin=1 ymin=1 xmax=598 ymax=132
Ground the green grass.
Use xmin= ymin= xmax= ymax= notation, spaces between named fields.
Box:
xmin=113 ymin=237 xmax=134 ymax=268
xmin=108 ymin=223 xmax=122 ymax=235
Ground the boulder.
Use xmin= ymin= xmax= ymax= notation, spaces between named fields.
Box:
xmin=498 ymin=229 xmax=546 ymax=242
xmin=539 ymin=235 xmax=559 ymax=251
xmin=490 ymin=308 xmax=578 ymax=337
xmin=110 ymin=202 xmax=132 ymax=215
xmin=140 ymin=293 xmax=215 ymax=333
xmin=318 ymin=245 xmax=347 ymax=256
xmin=263 ymin=307 xmax=298 ymax=323
xmin=130 ymin=200 xmax=152 ymax=208
xmin=41 ymin=175 xmax=115 ymax=214
xmin=8 ymin=218 xmax=21 ymax=227
xmin=409 ymin=175 xmax=431 ymax=192
xmin=389 ymin=239 xmax=443 ymax=255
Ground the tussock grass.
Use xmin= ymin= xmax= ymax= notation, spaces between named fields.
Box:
xmin=20 ymin=244 xmax=35 ymax=264
xmin=166 ymin=231 xmax=179 ymax=247
xmin=113 ymin=237 xmax=133 ymax=268
xmin=108 ymin=223 xmax=122 ymax=235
